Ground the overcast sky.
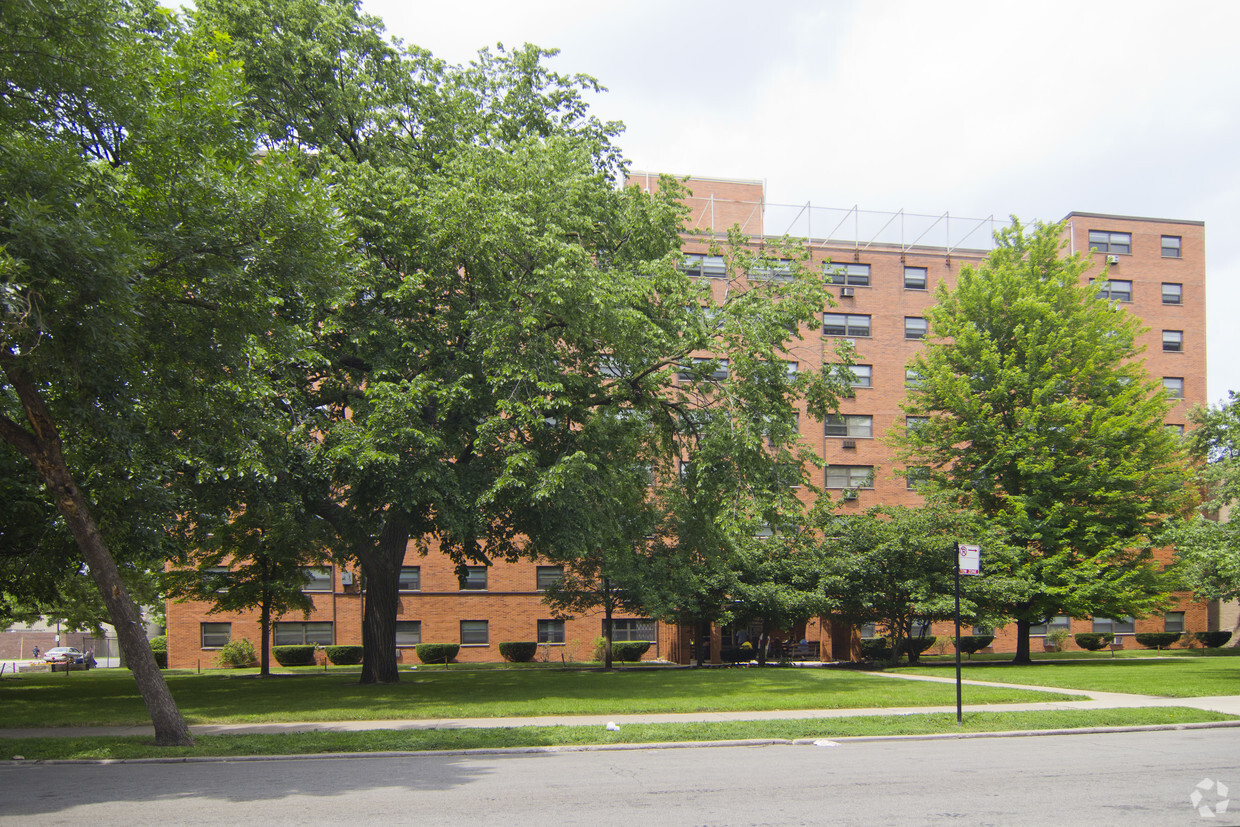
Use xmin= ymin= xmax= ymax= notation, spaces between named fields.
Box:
xmin=362 ymin=0 xmax=1239 ymax=405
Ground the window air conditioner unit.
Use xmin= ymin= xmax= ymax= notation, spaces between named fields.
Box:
xmin=840 ymin=287 xmax=855 ymax=297
xmin=340 ymin=571 xmax=354 ymax=585
xmin=842 ymin=439 xmax=857 ymax=449
xmin=1106 ymin=255 xmax=1119 ymax=265
xmin=842 ymin=489 xmax=859 ymax=501
xmin=843 ymin=338 xmax=856 ymax=346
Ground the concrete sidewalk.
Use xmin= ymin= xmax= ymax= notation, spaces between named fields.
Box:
xmin=2 ymin=671 xmax=1238 ymax=741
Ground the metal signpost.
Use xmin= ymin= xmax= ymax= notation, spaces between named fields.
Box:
xmin=955 ymin=542 xmax=981 ymax=723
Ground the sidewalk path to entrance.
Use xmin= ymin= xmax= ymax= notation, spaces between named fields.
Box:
xmin=1 ymin=671 xmax=1238 ymax=741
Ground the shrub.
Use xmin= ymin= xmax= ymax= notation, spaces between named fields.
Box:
xmin=415 ymin=643 xmax=459 ymax=664
xmin=591 ymin=636 xmax=608 ymax=662
xmin=498 ymin=642 xmax=538 ymax=663
xmin=904 ymin=635 xmax=936 ymax=656
xmin=325 ymin=645 xmax=364 ymax=665
xmin=859 ymin=637 xmax=892 ymax=661
xmin=957 ymin=635 xmax=994 ymax=655
xmin=1134 ymin=632 xmax=1180 ymax=650
xmin=272 ymin=645 xmax=317 ymax=666
xmin=1045 ymin=628 xmax=1072 ymax=650
xmin=149 ymin=635 xmax=168 ymax=668
xmin=1074 ymin=632 xmax=1114 ymax=651
xmin=1195 ymin=631 xmax=1234 ymax=648
xmin=612 ymin=641 xmax=651 ymax=662
xmin=216 ymin=638 xmax=257 ymax=668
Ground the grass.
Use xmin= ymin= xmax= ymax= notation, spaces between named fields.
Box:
xmin=0 ymin=665 xmax=1073 ymax=728
xmin=898 ymin=649 xmax=1240 ymax=697
xmin=1 ymin=707 xmax=1230 ymax=761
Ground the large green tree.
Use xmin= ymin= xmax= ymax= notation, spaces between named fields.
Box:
xmin=815 ymin=504 xmax=1022 ymax=664
xmin=1 ymin=0 xmax=345 ymax=742
xmin=1166 ymin=392 xmax=1240 ymax=639
xmin=194 ymin=0 xmax=855 ymax=683
xmin=896 ymin=220 xmax=1193 ymax=663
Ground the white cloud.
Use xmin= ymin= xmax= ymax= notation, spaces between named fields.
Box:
xmin=361 ymin=0 xmax=1240 ymax=400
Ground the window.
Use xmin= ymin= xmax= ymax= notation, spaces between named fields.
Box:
xmin=200 ymin=622 xmax=231 ymax=649
xmin=678 ymin=357 xmax=728 ymax=382
xmin=906 ymin=416 xmax=928 ymax=432
xmin=538 ymin=619 xmax=565 ymax=644
xmin=398 ymin=566 xmax=421 ymax=592
xmin=750 ymin=258 xmax=793 ymax=281
xmin=972 ymin=625 xmax=994 ymax=637
xmin=824 ymin=262 xmax=871 ymax=286
xmin=824 ymin=414 xmax=873 ymax=438
xmin=301 ymin=567 xmax=332 ymax=592
xmin=848 ymin=364 xmax=872 ymax=388
xmin=858 ymin=622 xmax=877 ymax=638
xmin=904 ymin=317 xmax=927 ymax=339
xmin=395 ymin=621 xmax=422 ymax=646
xmin=460 ymin=566 xmax=488 ymax=590
xmin=203 ymin=566 xmax=231 ymax=594
xmin=599 ymin=357 xmax=623 ymax=378
xmin=903 ymin=267 xmax=927 ymax=290
xmin=682 ymin=254 xmax=726 ymax=278
xmin=460 ymin=620 xmax=489 ymax=645
xmin=823 ymin=313 xmax=871 ymax=337
xmin=1030 ymin=615 xmax=1071 ymax=636
xmin=1088 ymin=230 xmax=1131 ymax=255
xmin=1162 ymin=283 xmax=1182 ymax=305
xmin=1166 ymin=424 xmax=1185 ymax=435
xmin=610 ymin=619 xmax=657 ymax=642
xmin=1164 ymin=612 xmax=1185 ymax=634
xmin=536 ymin=565 xmax=563 ymax=590
xmin=274 ymin=621 xmax=334 ymax=646
xmin=679 ymin=459 xmax=692 ymax=479
xmin=906 ymin=466 xmax=930 ymax=489
xmin=825 ymin=465 xmax=874 ymax=489
xmin=1163 ymin=377 xmax=1184 ymax=399
xmin=1161 ymin=235 xmax=1182 ymax=258
xmin=905 ymin=368 xmax=924 ymax=388
xmin=1092 ymin=616 xmax=1134 ymax=636
xmin=1162 ymin=330 xmax=1183 ymax=352
xmin=1094 ymin=279 xmax=1132 ymax=302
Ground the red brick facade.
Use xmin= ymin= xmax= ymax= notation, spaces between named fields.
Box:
xmin=164 ymin=177 xmax=1210 ymax=668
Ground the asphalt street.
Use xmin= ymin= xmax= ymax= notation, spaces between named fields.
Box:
xmin=2 ymin=728 xmax=1237 ymax=826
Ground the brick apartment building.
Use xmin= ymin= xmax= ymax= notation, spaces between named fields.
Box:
xmin=164 ymin=175 xmax=1209 ymax=668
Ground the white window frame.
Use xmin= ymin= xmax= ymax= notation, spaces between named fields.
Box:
xmin=823 ymin=313 xmax=871 ymax=337
xmin=460 ymin=620 xmax=489 ymax=646
xmin=395 ymin=620 xmax=422 ymax=647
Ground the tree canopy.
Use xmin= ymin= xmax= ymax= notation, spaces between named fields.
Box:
xmin=1166 ymin=392 xmax=1240 ymax=620
xmin=1 ymin=0 xmax=347 ymax=742
xmin=896 ymin=220 xmax=1194 ymax=662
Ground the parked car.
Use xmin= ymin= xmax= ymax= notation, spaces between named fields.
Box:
xmin=41 ymin=647 xmax=85 ymax=664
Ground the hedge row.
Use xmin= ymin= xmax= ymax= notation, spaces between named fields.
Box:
xmin=1133 ymin=632 xmax=1180 ymax=650
xmin=149 ymin=635 xmax=168 ymax=669
xmin=272 ymin=645 xmax=318 ymax=666
xmin=325 ymin=645 xmax=364 ymax=665
xmin=1073 ymin=632 xmax=1114 ymax=651
xmin=498 ymin=642 xmax=538 ymax=663
xmin=416 ymin=643 xmax=459 ymax=664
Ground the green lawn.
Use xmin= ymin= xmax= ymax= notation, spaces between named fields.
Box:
xmin=1 ymin=707 xmax=1230 ymax=761
xmin=898 ymin=650 xmax=1240 ymax=697
xmin=0 ymin=665 xmax=1072 ymax=728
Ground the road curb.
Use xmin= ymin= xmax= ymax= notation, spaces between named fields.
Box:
xmin=7 ymin=719 xmax=1240 ymax=765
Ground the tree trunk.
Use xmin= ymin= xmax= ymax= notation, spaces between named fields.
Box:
xmin=259 ymin=587 xmax=272 ymax=677
xmin=358 ymin=513 xmax=409 ymax=684
xmin=1013 ymin=617 xmax=1032 ymax=664
xmin=602 ymin=581 xmax=614 ymax=671
xmin=756 ymin=619 xmax=768 ymax=667
xmin=0 ymin=361 xmax=193 ymax=746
